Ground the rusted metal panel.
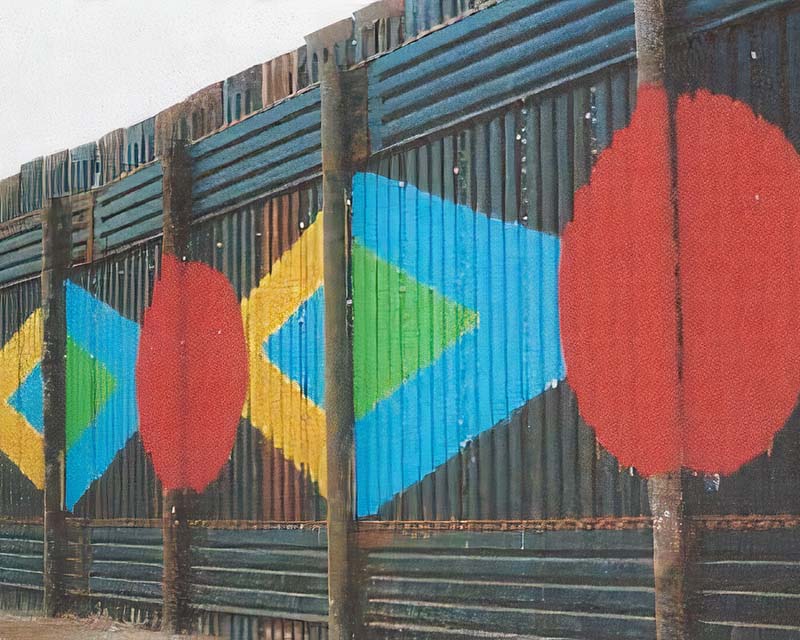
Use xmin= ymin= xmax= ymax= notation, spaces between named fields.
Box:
xmin=154 ymin=82 xmax=224 ymax=157
xmin=19 ymin=158 xmax=44 ymax=215
xmin=0 ymin=174 xmax=21 ymax=222
xmin=194 ymin=612 xmax=328 ymax=640
xmin=43 ymin=150 xmax=71 ymax=201
xmin=262 ymin=51 xmax=301 ymax=109
xmin=305 ymin=20 xmax=356 ymax=84
xmin=404 ymin=0 xmax=473 ymax=38
xmin=223 ymin=65 xmax=263 ymax=126
xmin=123 ymin=117 xmax=156 ymax=174
xmin=69 ymin=142 xmax=100 ymax=194
xmin=97 ymin=128 xmax=126 ymax=186
xmin=354 ymin=0 xmax=405 ymax=62
xmin=69 ymin=192 xmax=94 ymax=265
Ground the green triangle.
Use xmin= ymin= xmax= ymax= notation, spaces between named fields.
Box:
xmin=353 ymin=243 xmax=478 ymax=419
xmin=66 ymin=337 xmax=116 ymax=449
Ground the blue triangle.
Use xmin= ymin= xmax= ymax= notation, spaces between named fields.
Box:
xmin=265 ymin=286 xmax=325 ymax=408
xmin=65 ymin=281 xmax=140 ymax=511
xmin=7 ymin=363 xmax=44 ymax=433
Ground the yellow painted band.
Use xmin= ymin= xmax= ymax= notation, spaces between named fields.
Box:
xmin=241 ymin=212 xmax=327 ymax=496
xmin=0 ymin=310 xmax=44 ymax=489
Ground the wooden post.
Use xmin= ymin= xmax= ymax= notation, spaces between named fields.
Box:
xmin=160 ymin=135 xmax=193 ymax=635
xmin=634 ymin=1 xmax=692 ymax=638
xmin=306 ymin=18 xmax=368 ymax=640
xmin=41 ymin=196 xmax=72 ymax=617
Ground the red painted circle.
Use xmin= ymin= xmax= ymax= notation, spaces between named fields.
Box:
xmin=136 ymin=254 xmax=249 ymax=492
xmin=560 ymin=86 xmax=800 ymax=476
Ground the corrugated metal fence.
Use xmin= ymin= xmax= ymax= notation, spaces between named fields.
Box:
xmin=1 ymin=0 xmax=799 ymax=638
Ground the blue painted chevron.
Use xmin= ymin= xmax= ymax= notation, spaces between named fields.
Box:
xmin=351 ymin=172 xmax=564 ymax=516
xmin=65 ymin=281 xmax=140 ymax=510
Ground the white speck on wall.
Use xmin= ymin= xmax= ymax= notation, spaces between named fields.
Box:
xmin=0 ymin=0 xmax=367 ymax=178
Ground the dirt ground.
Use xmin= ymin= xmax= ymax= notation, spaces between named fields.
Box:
xmin=0 ymin=614 xmax=213 ymax=640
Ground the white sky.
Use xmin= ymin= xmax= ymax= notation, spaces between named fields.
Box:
xmin=0 ymin=0 xmax=367 ymax=179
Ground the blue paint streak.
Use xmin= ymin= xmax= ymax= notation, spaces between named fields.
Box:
xmin=65 ymin=281 xmax=140 ymax=511
xmin=7 ymin=363 xmax=44 ymax=433
xmin=351 ymin=172 xmax=564 ymax=516
xmin=265 ymin=286 xmax=325 ymax=408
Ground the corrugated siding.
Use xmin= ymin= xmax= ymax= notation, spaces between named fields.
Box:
xmin=0 ymin=278 xmax=43 ymax=519
xmin=355 ymin=13 xmax=404 ymax=62
xmin=19 ymin=158 xmax=43 ymax=215
xmin=371 ymin=0 xmax=796 ymax=152
xmin=0 ymin=522 xmax=43 ymax=607
xmin=360 ymin=525 xmax=655 ymax=639
xmin=0 ymin=175 xmax=21 ymax=222
xmin=403 ymin=0 xmax=473 ymax=38
xmin=70 ymin=239 xmax=163 ymax=520
xmin=694 ymin=525 xmax=800 ymax=637
xmin=191 ymin=185 xmax=326 ymax=522
xmin=82 ymin=526 xmax=163 ymax=604
xmin=356 ymin=61 xmax=643 ymax=520
xmin=93 ymin=162 xmax=163 ymax=254
xmin=59 ymin=524 xmax=330 ymax=639
xmin=262 ymin=50 xmax=302 ymax=108
xmin=44 ymin=150 xmax=71 ymax=200
xmin=359 ymin=1 xmax=800 ymax=521
xmin=0 ymin=451 xmax=41 ymax=519
xmin=98 ymin=128 xmax=126 ymax=186
xmin=224 ymin=65 xmax=264 ymax=126
xmin=680 ymin=0 xmax=798 ymax=135
xmin=369 ymin=0 xmax=636 ymax=151
xmin=71 ymin=187 xmax=327 ymax=522
xmin=673 ymin=3 xmax=800 ymax=517
xmin=190 ymin=527 xmax=328 ymax=623
xmin=195 ymin=613 xmax=328 ymax=640
xmin=0 ymin=217 xmax=42 ymax=286
xmin=191 ymin=87 xmax=322 ymax=219
xmin=70 ymin=193 xmax=94 ymax=265
xmin=124 ymin=118 xmax=156 ymax=173
xmin=70 ymin=142 xmax=99 ymax=193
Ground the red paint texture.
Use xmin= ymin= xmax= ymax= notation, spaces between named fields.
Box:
xmin=136 ymin=254 xmax=249 ymax=492
xmin=560 ymin=87 xmax=800 ymax=476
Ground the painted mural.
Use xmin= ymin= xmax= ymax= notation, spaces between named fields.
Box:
xmin=0 ymin=309 xmax=43 ymax=490
xmin=560 ymin=86 xmax=800 ymax=477
xmin=1 ymin=98 xmax=799 ymax=517
xmin=136 ymin=254 xmax=248 ymax=492
xmin=0 ymin=283 xmax=140 ymax=509
xmin=1 ymin=155 xmax=798 ymax=516
xmin=351 ymin=171 xmax=564 ymax=516
xmin=241 ymin=210 xmax=327 ymax=496
xmin=0 ymin=215 xmax=329 ymax=511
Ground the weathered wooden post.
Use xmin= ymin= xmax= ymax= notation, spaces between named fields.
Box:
xmin=41 ymin=196 xmax=72 ymax=617
xmin=634 ymin=2 xmax=692 ymax=638
xmin=306 ymin=18 xmax=368 ymax=640
xmin=159 ymin=134 xmax=193 ymax=634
